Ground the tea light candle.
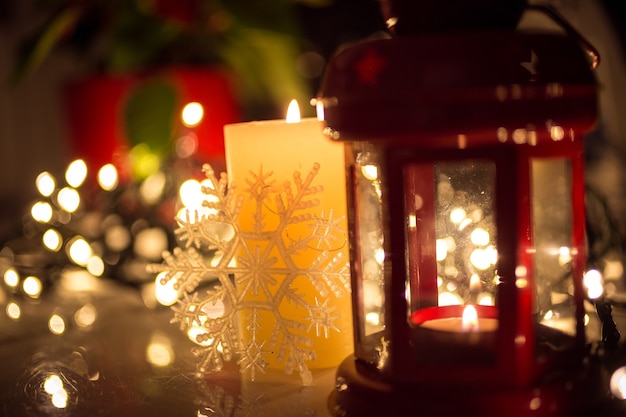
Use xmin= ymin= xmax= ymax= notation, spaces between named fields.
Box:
xmin=417 ymin=304 xmax=499 ymax=333
xmin=224 ymin=100 xmax=352 ymax=370
xmin=410 ymin=304 xmax=499 ymax=364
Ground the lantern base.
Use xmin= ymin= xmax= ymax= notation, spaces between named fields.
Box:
xmin=328 ymin=355 xmax=608 ymax=417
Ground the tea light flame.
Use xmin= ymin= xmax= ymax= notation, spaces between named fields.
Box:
xmin=462 ymin=305 xmax=479 ymax=332
xmin=286 ymin=99 xmax=301 ymax=123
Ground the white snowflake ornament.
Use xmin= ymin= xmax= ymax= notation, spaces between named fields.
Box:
xmin=148 ymin=163 xmax=351 ymax=385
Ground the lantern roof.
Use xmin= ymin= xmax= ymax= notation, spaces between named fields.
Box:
xmin=318 ymin=30 xmax=597 ymax=149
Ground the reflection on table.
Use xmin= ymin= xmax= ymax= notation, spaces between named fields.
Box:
xmin=0 ymin=271 xmax=334 ymax=417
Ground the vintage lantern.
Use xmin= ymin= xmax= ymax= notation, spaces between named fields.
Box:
xmin=318 ymin=1 xmax=601 ymax=416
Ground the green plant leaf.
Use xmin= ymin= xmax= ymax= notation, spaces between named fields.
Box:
xmin=123 ymin=78 xmax=178 ymax=155
xmin=9 ymin=4 xmax=83 ymax=86
xmin=218 ymin=26 xmax=311 ymax=119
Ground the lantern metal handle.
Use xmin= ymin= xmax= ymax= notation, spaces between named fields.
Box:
xmin=526 ymin=4 xmax=600 ymax=69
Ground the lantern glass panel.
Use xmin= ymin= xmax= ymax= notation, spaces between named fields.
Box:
xmin=432 ymin=161 xmax=498 ymax=308
xmin=531 ymin=158 xmax=577 ymax=344
xmin=407 ymin=160 xmax=498 ymax=365
xmin=352 ymin=146 xmax=386 ymax=343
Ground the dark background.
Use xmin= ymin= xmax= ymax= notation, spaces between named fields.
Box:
xmin=0 ymin=0 xmax=625 ymax=241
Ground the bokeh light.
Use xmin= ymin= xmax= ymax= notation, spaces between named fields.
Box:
xmin=31 ymin=201 xmax=53 ymax=223
xmin=65 ymin=159 xmax=88 ymax=188
xmin=97 ymin=164 xmax=119 ymax=191
xmin=22 ymin=276 xmax=42 ymax=298
xmin=181 ymin=102 xmax=204 ymax=127
xmin=57 ymin=187 xmax=81 ymax=213
xmin=36 ymin=171 xmax=56 ymax=197
xmin=42 ymin=228 xmax=63 ymax=252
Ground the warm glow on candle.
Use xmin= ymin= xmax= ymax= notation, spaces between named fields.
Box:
xmin=286 ymin=99 xmax=301 ymax=123
xmin=224 ymin=110 xmax=352 ymax=370
xmin=462 ymin=305 xmax=479 ymax=332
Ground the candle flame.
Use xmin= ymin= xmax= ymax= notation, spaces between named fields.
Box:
xmin=462 ymin=305 xmax=479 ymax=332
xmin=286 ymin=99 xmax=301 ymax=123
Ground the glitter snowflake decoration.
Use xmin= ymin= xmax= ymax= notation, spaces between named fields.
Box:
xmin=148 ymin=163 xmax=350 ymax=385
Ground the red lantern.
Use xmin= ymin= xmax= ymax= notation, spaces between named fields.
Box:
xmin=319 ymin=3 xmax=600 ymax=416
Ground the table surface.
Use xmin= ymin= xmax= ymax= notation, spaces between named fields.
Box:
xmin=0 ymin=274 xmax=336 ymax=417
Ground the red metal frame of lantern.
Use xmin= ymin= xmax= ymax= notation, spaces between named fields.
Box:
xmin=317 ymin=5 xmax=607 ymax=417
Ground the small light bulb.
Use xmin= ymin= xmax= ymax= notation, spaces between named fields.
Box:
xmin=36 ymin=172 xmax=56 ymax=197
xmin=4 ymin=268 xmax=19 ymax=288
xmin=67 ymin=237 xmax=92 ymax=266
xmin=31 ymin=201 xmax=53 ymax=223
xmin=43 ymin=229 xmax=63 ymax=252
xmin=65 ymin=159 xmax=88 ymax=188
xmin=23 ymin=276 xmax=42 ymax=298
xmin=181 ymin=102 xmax=204 ymax=127
xmin=6 ymin=302 xmax=21 ymax=319
xmin=48 ymin=314 xmax=66 ymax=335
xmin=57 ymin=187 xmax=80 ymax=213
xmin=97 ymin=164 xmax=118 ymax=191
xmin=155 ymin=272 xmax=179 ymax=306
